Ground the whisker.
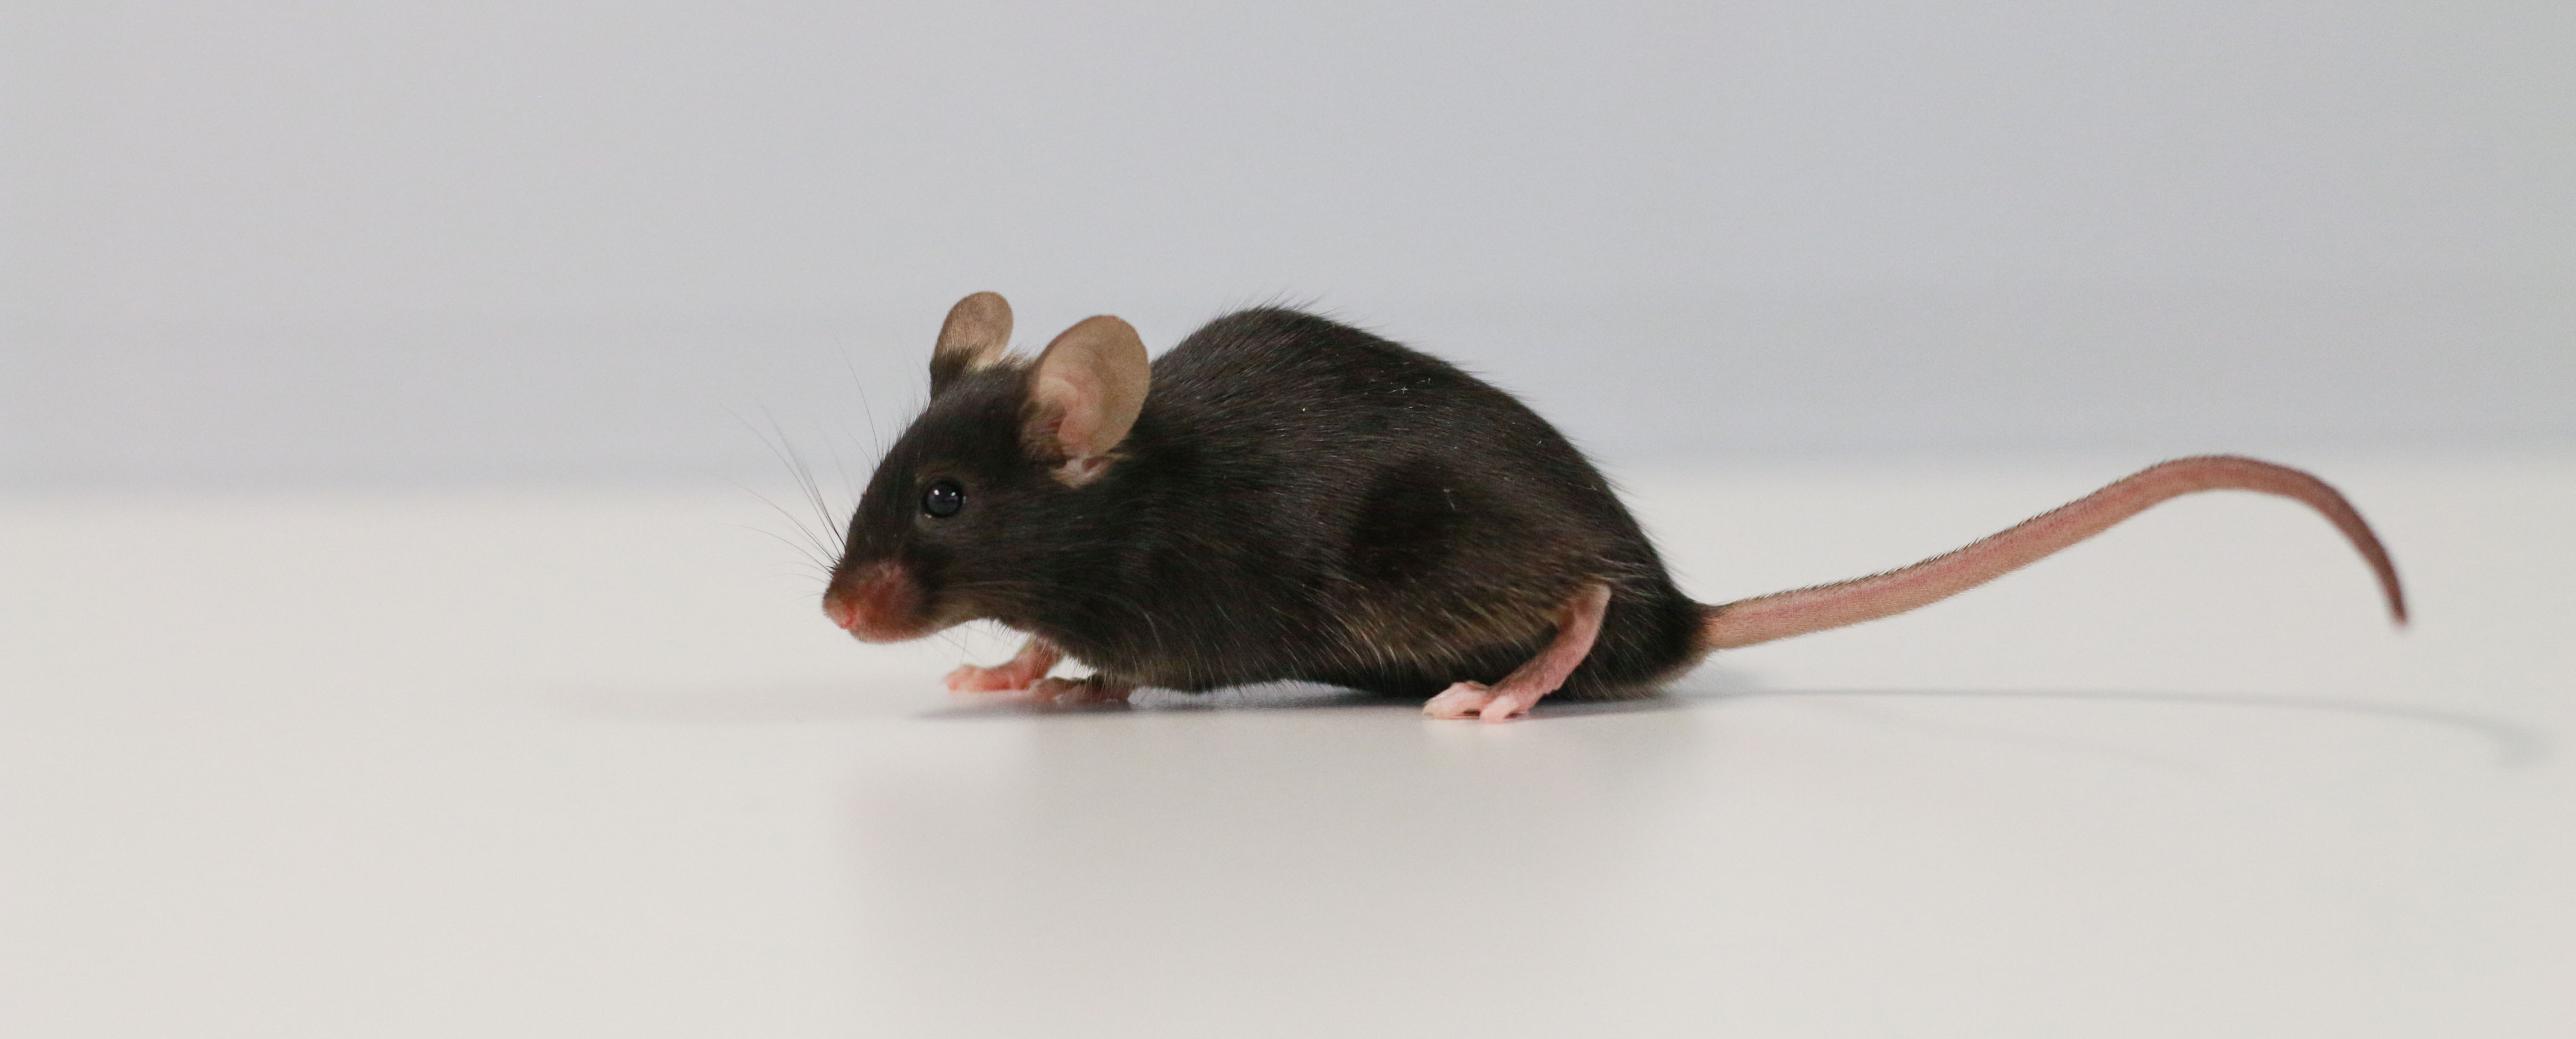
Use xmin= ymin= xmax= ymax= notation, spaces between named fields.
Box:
xmin=730 ymin=408 xmax=845 ymax=566
xmin=725 ymin=479 xmax=838 ymax=569
xmin=725 ymin=519 xmax=834 ymax=575
xmin=844 ymin=354 xmax=887 ymax=461
xmin=741 ymin=408 xmax=850 ymax=568
xmin=762 ymin=404 xmax=840 ymax=561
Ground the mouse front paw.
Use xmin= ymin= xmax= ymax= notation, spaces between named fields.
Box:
xmin=943 ymin=636 xmax=1066 ymax=693
xmin=956 ymin=675 xmax=1130 ymax=709
xmin=945 ymin=662 xmax=1042 ymax=693
xmin=1024 ymin=676 xmax=1133 ymax=707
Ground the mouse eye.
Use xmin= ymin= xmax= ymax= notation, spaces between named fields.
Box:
xmin=920 ymin=480 xmax=965 ymax=519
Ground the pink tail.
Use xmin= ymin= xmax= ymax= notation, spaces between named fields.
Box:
xmin=1699 ymin=456 xmax=2407 ymax=651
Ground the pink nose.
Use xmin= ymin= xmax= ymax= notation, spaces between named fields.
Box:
xmin=822 ymin=596 xmax=861 ymax=631
xmin=822 ymin=561 xmax=929 ymax=642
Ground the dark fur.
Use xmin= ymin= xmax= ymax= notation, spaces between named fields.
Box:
xmin=835 ymin=308 xmax=1707 ymax=699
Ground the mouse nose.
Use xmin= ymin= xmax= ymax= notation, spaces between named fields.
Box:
xmin=823 ymin=561 xmax=930 ymax=642
xmin=822 ymin=596 xmax=861 ymax=631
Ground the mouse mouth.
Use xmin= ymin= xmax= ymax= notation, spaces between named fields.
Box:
xmin=822 ymin=560 xmax=950 ymax=642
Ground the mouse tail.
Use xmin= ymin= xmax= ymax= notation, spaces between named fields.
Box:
xmin=1697 ymin=455 xmax=2407 ymax=652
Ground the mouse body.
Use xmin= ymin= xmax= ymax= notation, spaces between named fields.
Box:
xmin=824 ymin=293 xmax=2407 ymax=721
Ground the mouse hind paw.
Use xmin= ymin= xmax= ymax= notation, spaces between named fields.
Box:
xmin=1422 ymin=680 xmax=1551 ymax=722
xmin=1419 ymin=582 xmax=1612 ymax=723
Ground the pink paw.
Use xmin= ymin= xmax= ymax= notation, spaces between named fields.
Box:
xmin=945 ymin=662 xmax=1043 ymax=693
xmin=1024 ymin=676 xmax=1132 ymax=708
xmin=953 ymin=675 xmax=1131 ymax=709
xmin=1422 ymin=681 xmax=1538 ymax=723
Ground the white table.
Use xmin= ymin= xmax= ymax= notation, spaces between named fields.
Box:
xmin=6 ymin=452 xmax=2567 ymax=1037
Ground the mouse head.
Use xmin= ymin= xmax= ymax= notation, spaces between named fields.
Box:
xmin=822 ymin=292 xmax=1150 ymax=642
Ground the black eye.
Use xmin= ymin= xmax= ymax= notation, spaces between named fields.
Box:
xmin=920 ymin=480 xmax=965 ymax=519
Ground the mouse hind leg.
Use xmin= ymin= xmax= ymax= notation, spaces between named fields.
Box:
xmin=1422 ymin=582 xmax=1611 ymax=723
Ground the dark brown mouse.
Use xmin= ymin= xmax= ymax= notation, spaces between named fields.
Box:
xmin=822 ymin=292 xmax=2407 ymax=721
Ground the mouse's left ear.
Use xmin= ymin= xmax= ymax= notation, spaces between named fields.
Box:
xmin=930 ymin=292 xmax=1013 ymax=396
xmin=1024 ymin=315 xmax=1149 ymax=486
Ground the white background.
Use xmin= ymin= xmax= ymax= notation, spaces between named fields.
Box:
xmin=5 ymin=0 xmax=2571 ymax=489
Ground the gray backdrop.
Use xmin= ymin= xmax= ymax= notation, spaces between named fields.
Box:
xmin=7 ymin=1 xmax=2570 ymax=490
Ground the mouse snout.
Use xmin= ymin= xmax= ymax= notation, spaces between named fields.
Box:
xmin=822 ymin=560 xmax=934 ymax=642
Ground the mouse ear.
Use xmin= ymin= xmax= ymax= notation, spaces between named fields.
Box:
xmin=930 ymin=292 xmax=1013 ymax=396
xmin=1024 ymin=315 xmax=1149 ymax=486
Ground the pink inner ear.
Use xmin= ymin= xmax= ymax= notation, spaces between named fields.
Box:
xmin=1036 ymin=372 xmax=1104 ymax=457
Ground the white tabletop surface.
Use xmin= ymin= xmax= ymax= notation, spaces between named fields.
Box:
xmin=5 ymin=452 xmax=2568 ymax=1037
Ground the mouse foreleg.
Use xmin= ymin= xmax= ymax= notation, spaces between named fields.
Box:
xmin=945 ymin=638 xmax=1131 ymax=709
xmin=1421 ymin=582 xmax=1612 ymax=723
xmin=944 ymin=636 xmax=1064 ymax=693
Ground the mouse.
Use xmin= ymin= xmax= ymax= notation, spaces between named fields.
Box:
xmin=822 ymin=292 xmax=2407 ymax=722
